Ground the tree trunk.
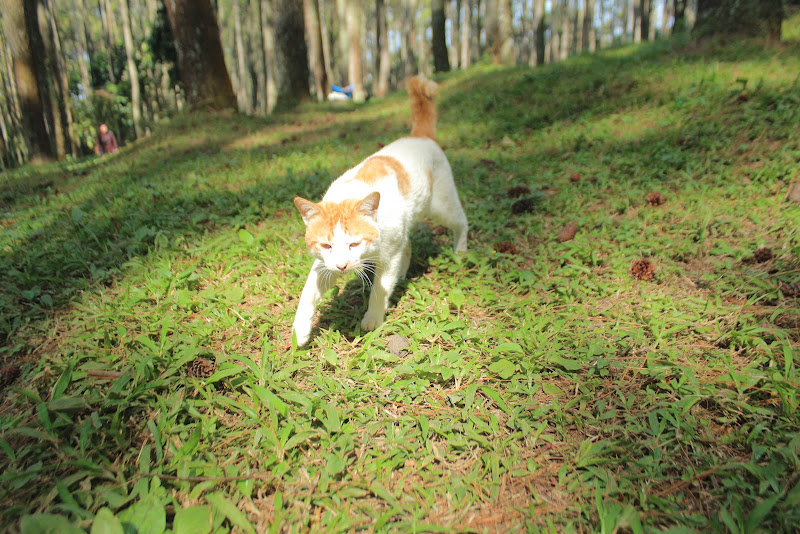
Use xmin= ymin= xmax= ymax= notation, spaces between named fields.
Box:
xmin=460 ymin=0 xmax=471 ymax=68
xmin=304 ymin=0 xmax=328 ymax=101
xmin=639 ymin=0 xmax=651 ymax=41
xmin=416 ymin=2 xmax=427 ymax=75
xmin=2 ymin=0 xmax=54 ymax=163
xmin=472 ymin=0 xmax=481 ymax=62
xmin=375 ymin=0 xmax=390 ymax=96
xmin=274 ymin=0 xmax=310 ymax=108
xmin=485 ymin=0 xmax=501 ymax=63
xmin=247 ymin=1 xmax=259 ymax=113
xmin=163 ymin=0 xmax=237 ymax=110
xmin=261 ymin=0 xmax=278 ymax=113
xmin=576 ymin=0 xmax=585 ymax=53
xmin=694 ymin=0 xmax=782 ymax=40
xmin=233 ymin=0 xmax=249 ymax=112
xmin=451 ymin=0 xmax=461 ymax=69
xmin=40 ymin=0 xmax=71 ymax=158
xmin=335 ymin=0 xmax=349 ymax=83
xmin=318 ymin=1 xmax=335 ymax=94
xmin=345 ymin=0 xmax=365 ymax=102
xmin=674 ymin=0 xmax=687 ymax=32
xmin=100 ymin=0 xmax=117 ymax=83
xmin=560 ymin=0 xmax=570 ymax=60
xmin=549 ymin=2 xmax=560 ymax=62
xmin=72 ymin=0 xmax=92 ymax=98
xmin=662 ymin=0 xmax=672 ymax=36
xmin=255 ymin=0 xmax=267 ymax=113
xmin=626 ymin=0 xmax=635 ymax=41
xmin=0 ymin=103 xmax=9 ymax=169
xmin=401 ymin=0 xmax=418 ymax=77
xmin=119 ymin=0 xmax=143 ymax=137
xmin=431 ymin=0 xmax=450 ymax=72
xmin=531 ymin=0 xmax=545 ymax=65
xmin=583 ymin=0 xmax=596 ymax=52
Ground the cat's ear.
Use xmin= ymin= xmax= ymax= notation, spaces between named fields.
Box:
xmin=294 ymin=197 xmax=322 ymax=225
xmin=357 ymin=192 xmax=380 ymax=220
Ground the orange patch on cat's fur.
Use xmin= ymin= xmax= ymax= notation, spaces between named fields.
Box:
xmin=353 ymin=156 xmax=411 ymax=197
xmin=303 ymin=198 xmax=379 ymax=248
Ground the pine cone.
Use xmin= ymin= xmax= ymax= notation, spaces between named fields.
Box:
xmin=493 ymin=241 xmax=519 ymax=254
xmin=557 ymin=223 xmax=578 ymax=243
xmin=512 ymin=198 xmax=535 ymax=215
xmin=507 ymin=186 xmax=531 ymax=198
xmin=753 ymin=247 xmax=773 ymax=263
xmin=188 ymin=357 xmax=216 ymax=378
xmin=631 ymin=258 xmax=655 ymax=281
xmin=646 ymin=192 xmax=665 ymax=206
xmin=0 ymin=364 xmax=21 ymax=388
xmin=780 ymin=282 xmax=800 ymax=298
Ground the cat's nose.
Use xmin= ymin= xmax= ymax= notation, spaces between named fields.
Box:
xmin=336 ymin=262 xmax=349 ymax=271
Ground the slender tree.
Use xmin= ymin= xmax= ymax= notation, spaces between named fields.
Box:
xmin=532 ymin=0 xmax=546 ymax=65
xmin=674 ymin=0 xmax=687 ymax=32
xmin=401 ymin=0 xmax=418 ymax=77
xmin=584 ymin=0 xmax=596 ymax=52
xmin=560 ymin=0 xmax=570 ymax=59
xmin=39 ymin=0 xmax=70 ymax=158
xmin=460 ymin=0 xmax=471 ymax=68
xmin=640 ymin=0 xmax=651 ymax=41
xmin=46 ymin=0 xmax=77 ymax=154
xmin=375 ymin=0 xmax=390 ymax=96
xmin=345 ymin=0 xmax=365 ymax=102
xmin=163 ymin=0 xmax=237 ymax=110
xmin=485 ymin=0 xmax=501 ymax=63
xmin=233 ymin=0 xmax=250 ymax=112
xmin=450 ymin=0 xmax=461 ymax=69
xmin=72 ymin=0 xmax=92 ymax=98
xmin=119 ymin=0 xmax=142 ymax=137
xmin=2 ymin=0 xmax=54 ymax=163
xmin=304 ymin=0 xmax=328 ymax=101
xmin=431 ymin=0 xmax=450 ymax=72
xmin=274 ymin=0 xmax=310 ymax=108
xmin=100 ymin=0 xmax=117 ymax=83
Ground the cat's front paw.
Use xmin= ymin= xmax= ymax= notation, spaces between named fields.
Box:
xmin=361 ymin=313 xmax=385 ymax=332
xmin=292 ymin=322 xmax=312 ymax=347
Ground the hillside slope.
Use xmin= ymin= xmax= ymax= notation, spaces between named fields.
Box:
xmin=1 ymin=36 xmax=799 ymax=532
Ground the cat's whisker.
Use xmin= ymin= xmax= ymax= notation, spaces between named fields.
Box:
xmin=355 ymin=267 xmax=374 ymax=292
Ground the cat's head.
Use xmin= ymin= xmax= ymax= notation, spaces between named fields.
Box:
xmin=294 ymin=192 xmax=380 ymax=273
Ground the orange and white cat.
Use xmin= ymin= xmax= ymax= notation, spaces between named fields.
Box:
xmin=292 ymin=76 xmax=468 ymax=346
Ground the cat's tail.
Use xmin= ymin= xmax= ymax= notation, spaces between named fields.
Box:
xmin=408 ymin=76 xmax=438 ymax=139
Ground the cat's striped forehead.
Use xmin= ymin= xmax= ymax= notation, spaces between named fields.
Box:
xmin=305 ymin=199 xmax=378 ymax=246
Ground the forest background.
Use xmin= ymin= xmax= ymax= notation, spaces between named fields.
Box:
xmin=0 ymin=0 xmax=770 ymax=169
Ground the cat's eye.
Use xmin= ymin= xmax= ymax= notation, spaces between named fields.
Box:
xmin=320 ymin=243 xmax=332 ymax=250
xmin=349 ymin=242 xmax=361 ymax=249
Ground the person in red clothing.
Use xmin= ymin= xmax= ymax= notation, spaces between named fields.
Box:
xmin=95 ymin=123 xmax=118 ymax=155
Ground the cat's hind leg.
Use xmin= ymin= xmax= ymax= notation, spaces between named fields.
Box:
xmin=428 ymin=171 xmax=468 ymax=252
xmin=292 ymin=260 xmax=339 ymax=346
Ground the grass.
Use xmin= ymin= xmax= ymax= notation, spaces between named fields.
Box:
xmin=2 ymin=32 xmax=800 ymax=533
